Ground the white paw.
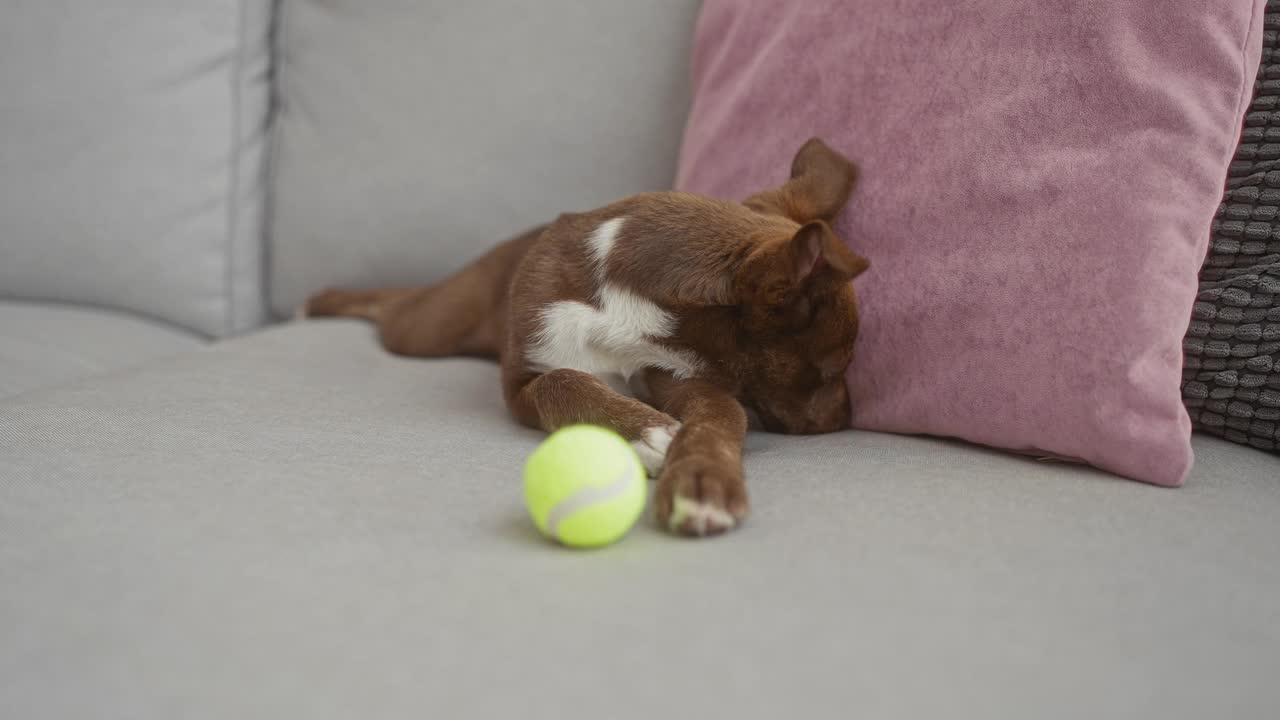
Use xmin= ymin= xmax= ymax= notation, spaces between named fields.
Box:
xmin=669 ymin=496 xmax=737 ymax=536
xmin=631 ymin=423 xmax=679 ymax=477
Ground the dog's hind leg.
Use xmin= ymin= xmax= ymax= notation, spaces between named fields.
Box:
xmin=304 ymin=287 xmax=411 ymax=323
xmin=303 ymin=225 xmax=543 ymax=361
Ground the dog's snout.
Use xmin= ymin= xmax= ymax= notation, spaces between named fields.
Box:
xmin=806 ymin=412 xmax=850 ymax=435
xmin=752 ymin=381 xmax=851 ymax=435
xmin=755 ymin=408 xmax=790 ymax=434
xmin=755 ymin=405 xmax=837 ymax=435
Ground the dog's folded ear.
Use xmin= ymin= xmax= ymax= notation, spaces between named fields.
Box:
xmin=745 ymin=138 xmax=858 ymax=224
xmin=789 ymin=221 xmax=870 ymax=285
xmin=733 ymin=220 xmax=869 ymax=307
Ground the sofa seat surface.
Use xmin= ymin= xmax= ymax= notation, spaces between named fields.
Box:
xmin=1 ymin=320 xmax=1277 ymax=719
xmin=0 ymin=301 xmax=204 ymax=400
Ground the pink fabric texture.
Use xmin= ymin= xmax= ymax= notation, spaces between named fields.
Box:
xmin=676 ymin=1 xmax=1265 ymax=486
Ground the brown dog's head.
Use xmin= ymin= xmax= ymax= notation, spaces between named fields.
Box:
xmin=731 ymin=138 xmax=868 ymax=434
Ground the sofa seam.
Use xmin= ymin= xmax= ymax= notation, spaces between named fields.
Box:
xmin=263 ymin=0 xmax=287 ymax=321
xmin=223 ymin=0 xmax=251 ymax=337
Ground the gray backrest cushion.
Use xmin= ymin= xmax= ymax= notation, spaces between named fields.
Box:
xmin=0 ymin=2 xmax=273 ymax=337
xmin=1182 ymin=9 xmax=1280 ymax=455
xmin=268 ymin=0 xmax=701 ymax=317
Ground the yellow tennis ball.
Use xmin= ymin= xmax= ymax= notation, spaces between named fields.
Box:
xmin=524 ymin=425 xmax=646 ymax=548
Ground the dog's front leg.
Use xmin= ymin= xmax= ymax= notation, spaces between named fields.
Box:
xmin=644 ymin=371 xmax=749 ymax=537
xmin=507 ymin=368 xmax=681 ymax=477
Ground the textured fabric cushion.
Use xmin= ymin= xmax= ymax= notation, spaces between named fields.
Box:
xmin=268 ymin=0 xmax=700 ymax=317
xmin=1 ymin=319 xmax=1278 ymax=718
xmin=0 ymin=301 xmax=202 ymax=399
xmin=1184 ymin=9 xmax=1280 ymax=453
xmin=0 ymin=2 xmax=273 ymax=337
xmin=675 ymin=1 xmax=1265 ymax=486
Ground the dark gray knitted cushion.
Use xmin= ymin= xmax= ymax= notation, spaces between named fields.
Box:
xmin=1182 ymin=3 xmax=1280 ymax=453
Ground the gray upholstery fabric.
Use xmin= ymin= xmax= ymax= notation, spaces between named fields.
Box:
xmin=0 ymin=301 xmax=202 ymax=400
xmin=1184 ymin=4 xmax=1280 ymax=452
xmin=0 ymin=2 xmax=272 ymax=337
xmin=268 ymin=0 xmax=701 ymax=317
xmin=2 ymin=320 xmax=1277 ymax=719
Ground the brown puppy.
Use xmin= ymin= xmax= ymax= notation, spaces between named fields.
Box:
xmin=305 ymin=138 xmax=869 ymax=536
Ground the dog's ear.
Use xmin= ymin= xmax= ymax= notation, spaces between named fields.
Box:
xmin=788 ymin=221 xmax=870 ymax=285
xmin=745 ymin=138 xmax=858 ymax=224
xmin=735 ymin=221 xmax=869 ymax=307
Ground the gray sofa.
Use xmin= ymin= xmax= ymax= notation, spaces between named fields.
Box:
xmin=2 ymin=3 xmax=1277 ymax=718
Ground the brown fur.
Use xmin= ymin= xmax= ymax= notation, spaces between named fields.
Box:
xmin=305 ymin=138 xmax=868 ymax=537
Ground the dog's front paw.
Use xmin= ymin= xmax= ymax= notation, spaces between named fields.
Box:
xmin=655 ymin=454 xmax=748 ymax=537
xmin=631 ymin=422 xmax=680 ymax=477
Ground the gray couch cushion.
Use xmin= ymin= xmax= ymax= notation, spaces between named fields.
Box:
xmin=0 ymin=2 xmax=273 ymax=337
xmin=0 ymin=301 xmax=202 ymax=400
xmin=268 ymin=0 xmax=701 ymax=317
xmin=1 ymin=319 xmax=1277 ymax=718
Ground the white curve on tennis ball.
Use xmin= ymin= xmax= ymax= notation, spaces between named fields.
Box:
xmin=544 ymin=460 xmax=641 ymax=540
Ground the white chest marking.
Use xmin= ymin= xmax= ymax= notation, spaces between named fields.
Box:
xmin=527 ymin=218 xmax=704 ymax=381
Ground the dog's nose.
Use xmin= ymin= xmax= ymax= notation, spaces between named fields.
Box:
xmin=761 ymin=416 xmax=789 ymax=434
xmin=793 ymin=405 xmax=850 ymax=435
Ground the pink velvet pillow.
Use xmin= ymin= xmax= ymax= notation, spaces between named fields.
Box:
xmin=677 ymin=1 xmax=1265 ymax=485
